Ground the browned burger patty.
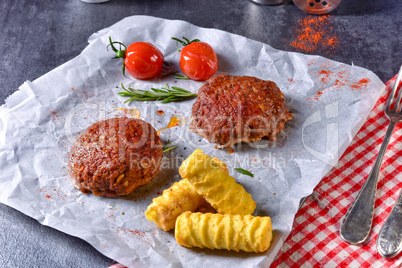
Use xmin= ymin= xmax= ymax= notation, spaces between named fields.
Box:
xmin=68 ymin=117 xmax=163 ymax=197
xmin=190 ymin=75 xmax=293 ymax=148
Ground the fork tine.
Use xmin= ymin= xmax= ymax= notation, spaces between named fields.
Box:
xmin=386 ymin=65 xmax=402 ymax=112
xmin=395 ymin=66 xmax=402 ymax=112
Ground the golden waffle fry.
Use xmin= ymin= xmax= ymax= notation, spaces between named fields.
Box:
xmin=175 ymin=212 xmax=273 ymax=253
xmin=145 ymin=179 xmax=205 ymax=231
xmin=179 ymin=149 xmax=256 ymax=215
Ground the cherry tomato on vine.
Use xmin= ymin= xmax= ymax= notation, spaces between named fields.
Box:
xmin=172 ymin=37 xmax=218 ymax=81
xmin=108 ymin=37 xmax=164 ymax=80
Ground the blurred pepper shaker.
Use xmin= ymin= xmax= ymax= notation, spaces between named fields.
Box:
xmin=250 ymin=0 xmax=289 ymax=5
xmin=293 ymin=0 xmax=342 ymax=14
xmin=80 ymin=0 xmax=110 ymax=3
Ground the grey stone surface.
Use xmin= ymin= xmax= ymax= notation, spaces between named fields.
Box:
xmin=0 ymin=0 xmax=401 ymax=266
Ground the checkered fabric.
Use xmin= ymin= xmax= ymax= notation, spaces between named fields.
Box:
xmin=272 ymin=76 xmax=402 ymax=267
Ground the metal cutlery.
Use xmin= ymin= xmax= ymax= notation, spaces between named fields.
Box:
xmin=340 ymin=65 xmax=402 ymax=245
xmin=376 ymin=189 xmax=402 ymax=258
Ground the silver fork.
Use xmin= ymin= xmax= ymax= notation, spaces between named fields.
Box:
xmin=340 ymin=65 xmax=402 ymax=245
xmin=376 ymin=189 xmax=402 ymax=258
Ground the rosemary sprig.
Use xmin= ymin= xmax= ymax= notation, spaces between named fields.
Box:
xmin=234 ymin=168 xmax=254 ymax=177
xmin=118 ymin=83 xmax=197 ymax=103
xmin=163 ymin=139 xmax=178 ymax=153
xmin=172 ymin=73 xmax=189 ymax=80
xmin=162 ymin=71 xmax=189 ymax=80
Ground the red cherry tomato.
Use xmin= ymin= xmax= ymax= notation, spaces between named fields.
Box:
xmin=179 ymin=42 xmax=218 ymax=81
xmin=124 ymin=42 xmax=164 ymax=80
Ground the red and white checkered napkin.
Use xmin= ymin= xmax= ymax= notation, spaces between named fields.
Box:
xmin=272 ymin=76 xmax=402 ymax=268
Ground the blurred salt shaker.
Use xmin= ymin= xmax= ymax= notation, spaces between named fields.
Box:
xmin=250 ymin=0 xmax=288 ymax=4
xmin=293 ymin=0 xmax=342 ymax=14
xmin=80 ymin=0 xmax=110 ymax=3
xmin=250 ymin=0 xmax=342 ymax=14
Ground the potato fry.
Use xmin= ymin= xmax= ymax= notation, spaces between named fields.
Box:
xmin=145 ymin=179 xmax=205 ymax=231
xmin=195 ymin=201 xmax=216 ymax=214
xmin=175 ymin=212 xmax=273 ymax=253
xmin=179 ymin=149 xmax=256 ymax=215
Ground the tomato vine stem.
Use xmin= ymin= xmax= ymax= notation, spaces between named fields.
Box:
xmin=172 ymin=37 xmax=200 ymax=52
xmin=107 ymin=36 xmax=128 ymax=77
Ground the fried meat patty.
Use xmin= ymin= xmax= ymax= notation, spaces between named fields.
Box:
xmin=190 ymin=75 xmax=293 ymax=148
xmin=68 ymin=117 xmax=162 ymax=197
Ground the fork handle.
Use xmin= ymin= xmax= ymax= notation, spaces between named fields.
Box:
xmin=377 ymin=189 xmax=402 ymax=258
xmin=340 ymin=121 xmax=396 ymax=244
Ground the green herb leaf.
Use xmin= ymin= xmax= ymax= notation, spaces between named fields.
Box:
xmin=161 ymin=71 xmax=189 ymax=80
xmin=118 ymin=83 xmax=197 ymax=103
xmin=172 ymin=73 xmax=189 ymax=80
xmin=163 ymin=139 xmax=178 ymax=153
xmin=234 ymin=168 xmax=254 ymax=177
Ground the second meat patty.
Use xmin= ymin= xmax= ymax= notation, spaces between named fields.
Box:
xmin=190 ymin=75 xmax=293 ymax=148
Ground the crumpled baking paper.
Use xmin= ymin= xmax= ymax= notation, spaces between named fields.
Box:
xmin=0 ymin=16 xmax=385 ymax=267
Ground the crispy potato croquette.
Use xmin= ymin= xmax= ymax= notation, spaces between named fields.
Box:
xmin=179 ymin=149 xmax=256 ymax=215
xmin=145 ymin=179 xmax=206 ymax=231
xmin=175 ymin=212 xmax=273 ymax=253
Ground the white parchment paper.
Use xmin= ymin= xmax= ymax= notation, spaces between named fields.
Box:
xmin=0 ymin=16 xmax=385 ymax=267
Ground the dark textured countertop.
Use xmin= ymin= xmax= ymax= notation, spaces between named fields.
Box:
xmin=0 ymin=0 xmax=401 ymax=267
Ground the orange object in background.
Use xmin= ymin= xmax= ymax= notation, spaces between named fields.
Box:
xmin=290 ymin=15 xmax=339 ymax=54
xmin=293 ymin=0 xmax=342 ymax=14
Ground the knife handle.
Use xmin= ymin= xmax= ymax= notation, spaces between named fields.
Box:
xmin=376 ymin=190 xmax=402 ymax=258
